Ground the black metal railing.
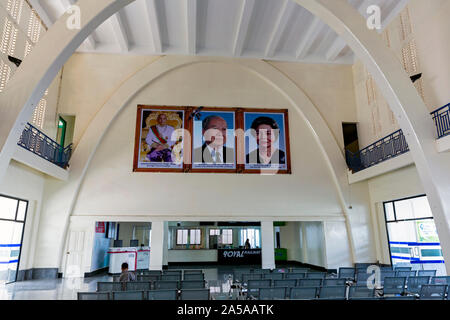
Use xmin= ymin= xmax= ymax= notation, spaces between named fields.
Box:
xmin=346 ymin=129 xmax=409 ymax=173
xmin=431 ymin=103 xmax=450 ymax=139
xmin=17 ymin=123 xmax=72 ymax=169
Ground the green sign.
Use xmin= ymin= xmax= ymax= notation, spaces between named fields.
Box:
xmin=275 ymin=248 xmax=287 ymax=261
xmin=415 ymin=220 xmax=439 ymax=243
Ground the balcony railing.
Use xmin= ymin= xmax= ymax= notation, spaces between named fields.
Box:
xmin=431 ymin=103 xmax=450 ymax=139
xmin=17 ymin=123 xmax=72 ymax=169
xmin=346 ymin=129 xmax=410 ymax=173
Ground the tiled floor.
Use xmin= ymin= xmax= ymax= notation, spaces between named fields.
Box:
xmin=0 ymin=264 xmax=292 ymax=300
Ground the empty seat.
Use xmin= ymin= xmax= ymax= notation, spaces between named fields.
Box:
xmin=306 ymin=272 xmax=326 ymax=279
xmin=251 ymin=269 xmax=271 ymax=274
xmin=142 ymin=270 xmax=162 ymax=276
xmin=355 ymin=272 xmax=372 ymax=286
xmin=384 ymin=296 xmax=416 ymax=300
xmin=419 ymin=284 xmax=448 ymax=300
xmin=164 ymin=270 xmax=182 ymax=276
xmin=338 ymin=267 xmax=355 ymax=280
xmin=298 ymin=279 xmax=322 ymax=287
xmin=284 ymin=273 xmax=306 ymax=280
xmin=394 ymin=266 xmax=412 ymax=272
xmin=184 ymin=273 xmax=205 ymax=281
xmin=431 ymin=276 xmax=450 ymax=285
xmin=263 ymin=273 xmax=283 ymax=280
xmin=396 ymin=270 xmax=417 ymax=278
xmin=290 ymin=287 xmax=318 ymax=300
xmin=181 ymin=280 xmax=206 ymax=289
xmin=247 ymin=279 xmax=271 ymax=290
xmin=154 ymin=280 xmax=179 ymax=290
xmin=380 ymin=271 xmax=396 ymax=285
xmin=406 ymin=276 xmax=430 ymax=295
xmin=97 ymin=282 xmax=123 ymax=292
xmin=146 ymin=289 xmax=178 ymax=300
xmin=383 ymin=277 xmax=406 ymax=296
xmin=318 ymin=286 xmax=347 ymax=300
xmin=242 ymin=273 xmax=263 ymax=282
xmin=259 ymin=287 xmax=287 ymax=300
xmin=184 ymin=269 xmax=203 ymax=274
xmin=77 ymin=292 xmax=110 ymax=300
xmin=290 ymin=268 xmax=309 ymax=273
xmin=161 ymin=274 xmax=182 ymax=281
xmin=417 ymin=270 xmax=437 ymax=277
xmin=138 ymin=275 xmax=160 ymax=282
xmin=348 ymin=286 xmax=375 ymax=299
xmin=273 ymin=279 xmax=296 ymax=288
xmin=126 ymin=281 xmax=152 ymax=291
xmin=380 ymin=266 xmax=393 ymax=271
xmin=112 ymin=291 xmax=145 ymax=300
xmin=180 ymin=289 xmax=210 ymax=300
xmin=323 ymin=278 xmax=346 ymax=286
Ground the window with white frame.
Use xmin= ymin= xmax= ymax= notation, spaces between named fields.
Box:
xmin=240 ymin=228 xmax=260 ymax=248
xmin=190 ymin=229 xmax=201 ymax=245
xmin=209 ymin=229 xmax=220 ymax=236
xmin=221 ymin=229 xmax=233 ymax=245
xmin=176 ymin=229 xmax=188 ymax=245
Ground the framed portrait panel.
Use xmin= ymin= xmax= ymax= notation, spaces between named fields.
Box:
xmin=133 ymin=106 xmax=187 ymax=172
xmin=243 ymin=109 xmax=291 ymax=174
xmin=191 ymin=108 xmax=237 ymax=172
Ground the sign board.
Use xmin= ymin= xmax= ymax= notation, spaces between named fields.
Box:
xmin=96 ymin=222 xmax=105 ymax=233
xmin=416 ymin=220 xmax=439 ymax=242
xmin=217 ymin=249 xmax=262 ymax=264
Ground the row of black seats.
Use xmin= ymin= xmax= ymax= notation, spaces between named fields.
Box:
xmin=246 ymin=278 xmax=345 ymax=289
xmin=98 ymin=280 xmax=206 ymax=291
xmin=247 ymin=284 xmax=450 ymax=300
xmin=237 ymin=272 xmax=329 ymax=283
xmin=78 ymin=289 xmax=210 ymax=300
xmin=339 ymin=266 xmax=438 ymax=280
xmin=114 ymin=272 xmax=205 ymax=282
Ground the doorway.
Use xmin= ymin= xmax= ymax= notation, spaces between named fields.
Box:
xmin=0 ymin=195 xmax=28 ymax=284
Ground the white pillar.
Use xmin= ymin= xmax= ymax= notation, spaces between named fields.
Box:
xmin=149 ymin=221 xmax=166 ymax=271
xmin=261 ymin=221 xmax=275 ymax=270
xmin=162 ymin=222 xmax=169 ymax=267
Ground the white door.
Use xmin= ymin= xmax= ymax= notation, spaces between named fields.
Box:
xmin=64 ymin=230 xmax=85 ymax=278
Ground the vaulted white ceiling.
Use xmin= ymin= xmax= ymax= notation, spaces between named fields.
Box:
xmin=29 ymin=0 xmax=408 ymax=64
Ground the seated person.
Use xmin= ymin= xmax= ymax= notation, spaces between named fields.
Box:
xmin=119 ymin=262 xmax=136 ymax=283
xmin=246 ymin=116 xmax=286 ymax=165
xmin=145 ymin=113 xmax=176 ymax=162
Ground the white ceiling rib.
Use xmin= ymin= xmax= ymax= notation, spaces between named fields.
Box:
xmin=31 ymin=0 xmax=407 ymax=64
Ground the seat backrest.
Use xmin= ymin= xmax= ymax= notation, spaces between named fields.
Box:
xmin=126 ymin=281 xmax=152 ymax=291
xmin=112 ymin=291 xmax=145 ymax=300
xmin=419 ymin=284 xmax=448 ymax=300
xmin=161 ymin=274 xmax=182 ymax=281
xmin=242 ymin=273 xmax=262 ymax=282
xmin=431 ymin=276 xmax=450 ymax=285
xmin=290 ymin=287 xmax=318 ymax=300
xmin=323 ymin=278 xmax=346 ymax=286
xmin=318 ymin=286 xmax=347 ymax=300
xmin=298 ymin=279 xmax=322 ymax=287
xmin=394 ymin=267 xmax=412 ymax=272
xmin=380 ymin=271 xmax=396 ymax=282
xmin=384 ymin=296 xmax=416 ymax=300
xmin=154 ymin=280 xmax=179 ymax=290
xmin=142 ymin=270 xmax=162 ymax=276
xmin=258 ymin=287 xmax=287 ymax=300
xmin=180 ymin=289 xmax=210 ymax=300
xmin=417 ymin=270 xmax=437 ymax=277
xmin=284 ymin=273 xmax=306 ymax=280
xmin=406 ymin=276 xmax=430 ymax=294
xmin=290 ymin=268 xmax=309 ymax=273
xmin=338 ymin=267 xmax=355 ymax=279
xmin=383 ymin=277 xmax=406 ymax=294
xmin=263 ymin=273 xmax=283 ymax=280
xmin=273 ymin=279 xmax=296 ymax=287
xmin=184 ymin=273 xmax=205 ymax=281
xmin=164 ymin=270 xmax=183 ymax=276
xmin=247 ymin=279 xmax=271 ymax=290
xmin=97 ymin=282 xmax=122 ymax=292
xmin=251 ymin=268 xmax=271 ymax=274
xmin=184 ymin=270 xmax=203 ymax=274
xmin=355 ymin=272 xmax=371 ymax=285
xmin=77 ymin=292 xmax=110 ymax=300
xmin=181 ymin=280 xmax=206 ymax=289
xmin=306 ymin=272 xmax=326 ymax=279
xmin=138 ymin=275 xmax=160 ymax=282
xmin=348 ymin=286 xmax=375 ymax=299
xmin=396 ymin=270 xmax=416 ymax=278
xmin=146 ymin=289 xmax=178 ymax=300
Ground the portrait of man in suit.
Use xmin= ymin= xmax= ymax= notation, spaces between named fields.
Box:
xmin=193 ymin=114 xmax=235 ymax=166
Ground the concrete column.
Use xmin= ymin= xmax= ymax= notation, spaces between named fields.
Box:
xmin=301 ymin=223 xmax=308 ymax=264
xmin=261 ymin=221 xmax=275 ymax=270
xmin=149 ymin=221 xmax=166 ymax=271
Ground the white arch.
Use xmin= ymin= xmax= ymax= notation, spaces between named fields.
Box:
xmin=38 ymin=56 xmax=359 ymax=272
xmin=0 ymin=0 xmax=449 ymax=272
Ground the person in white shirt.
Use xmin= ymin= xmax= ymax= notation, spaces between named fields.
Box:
xmin=145 ymin=113 xmax=176 ymax=162
xmin=193 ymin=115 xmax=234 ymax=164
